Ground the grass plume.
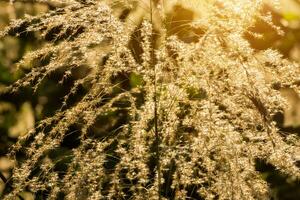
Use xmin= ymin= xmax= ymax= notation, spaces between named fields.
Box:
xmin=0 ymin=0 xmax=299 ymax=199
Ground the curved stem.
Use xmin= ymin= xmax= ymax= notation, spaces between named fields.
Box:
xmin=0 ymin=171 xmax=8 ymax=183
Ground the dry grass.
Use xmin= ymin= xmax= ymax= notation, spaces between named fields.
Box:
xmin=0 ymin=0 xmax=299 ymax=199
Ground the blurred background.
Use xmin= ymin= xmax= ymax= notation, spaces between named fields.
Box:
xmin=0 ymin=0 xmax=300 ymax=199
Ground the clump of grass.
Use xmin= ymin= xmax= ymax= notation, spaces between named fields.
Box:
xmin=0 ymin=0 xmax=299 ymax=199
